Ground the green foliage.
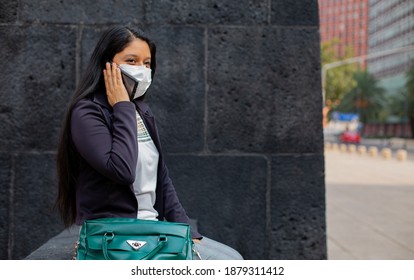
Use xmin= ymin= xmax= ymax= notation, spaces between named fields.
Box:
xmin=405 ymin=62 xmax=414 ymax=119
xmin=321 ymin=39 xmax=359 ymax=104
xmin=333 ymin=70 xmax=385 ymax=123
xmin=386 ymin=90 xmax=408 ymax=122
xmin=405 ymin=62 xmax=414 ymax=138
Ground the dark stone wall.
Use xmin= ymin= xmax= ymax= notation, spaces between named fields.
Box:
xmin=0 ymin=0 xmax=325 ymax=260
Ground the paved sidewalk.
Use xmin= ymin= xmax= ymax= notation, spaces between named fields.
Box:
xmin=325 ymin=147 xmax=414 ymax=259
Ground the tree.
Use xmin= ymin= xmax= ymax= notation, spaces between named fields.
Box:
xmin=321 ymin=39 xmax=359 ymax=105
xmin=387 ymin=90 xmax=408 ymax=122
xmin=405 ymin=62 xmax=414 ymax=138
xmin=333 ymin=70 xmax=385 ymax=123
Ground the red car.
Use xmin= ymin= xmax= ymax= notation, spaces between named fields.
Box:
xmin=339 ymin=130 xmax=361 ymax=144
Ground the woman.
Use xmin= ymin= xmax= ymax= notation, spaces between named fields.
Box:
xmin=55 ymin=26 xmax=243 ymax=260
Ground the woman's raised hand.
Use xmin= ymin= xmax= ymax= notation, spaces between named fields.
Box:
xmin=103 ymin=62 xmax=129 ymax=107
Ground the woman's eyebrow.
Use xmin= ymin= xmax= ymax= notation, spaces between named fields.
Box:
xmin=123 ymin=54 xmax=151 ymax=59
xmin=123 ymin=54 xmax=138 ymax=58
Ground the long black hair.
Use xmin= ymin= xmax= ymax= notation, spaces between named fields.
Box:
xmin=55 ymin=26 xmax=157 ymax=227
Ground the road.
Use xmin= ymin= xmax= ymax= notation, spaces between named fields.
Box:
xmin=325 ymin=145 xmax=414 ymax=259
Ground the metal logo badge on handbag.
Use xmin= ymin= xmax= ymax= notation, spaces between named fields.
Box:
xmin=127 ymin=240 xmax=147 ymax=250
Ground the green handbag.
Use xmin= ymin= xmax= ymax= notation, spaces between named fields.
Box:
xmin=76 ymin=218 xmax=193 ymax=260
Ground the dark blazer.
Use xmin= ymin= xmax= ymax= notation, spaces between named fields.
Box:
xmin=70 ymin=91 xmax=201 ymax=239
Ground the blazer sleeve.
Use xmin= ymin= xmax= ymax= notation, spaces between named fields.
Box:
xmin=161 ymin=162 xmax=203 ymax=239
xmin=71 ymin=100 xmax=138 ymax=185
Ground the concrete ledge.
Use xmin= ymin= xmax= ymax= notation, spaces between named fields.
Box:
xmin=25 ymin=226 xmax=80 ymax=260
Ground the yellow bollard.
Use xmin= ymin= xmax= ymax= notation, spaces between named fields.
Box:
xmin=368 ymin=146 xmax=378 ymax=157
xmin=381 ymin=148 xmax=392 ymax=159
xmin=348 ymin=144 xmax=356 ymax=153
xmin=340 ymin=144 xmax=347 ymax=153
xmin=332 ymin=143 xmax=339 ymax=151
xmin=357 ymin=145 xmax=367 ymax=155
xmin=396 ymin=149 xmax=407 ymax=161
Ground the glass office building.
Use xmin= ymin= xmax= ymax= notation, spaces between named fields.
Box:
xmin=367 ymin=0 xmax=414 ymax=93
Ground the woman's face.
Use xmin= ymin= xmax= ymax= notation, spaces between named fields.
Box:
xmin=112 ymin=38 xmax=151 ymax=68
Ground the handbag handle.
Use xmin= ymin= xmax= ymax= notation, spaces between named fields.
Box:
xmin=141 ymin=235 xmax=167 ymax=260
xmin=102 ymin=232 xmax=168 ymax=260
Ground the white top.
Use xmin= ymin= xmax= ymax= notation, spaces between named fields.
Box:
xmin=133 ymin=111 xmax=159 ymax=220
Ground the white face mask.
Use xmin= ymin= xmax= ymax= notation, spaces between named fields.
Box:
xmin=119 ymin=64 xmax=152 ymax=99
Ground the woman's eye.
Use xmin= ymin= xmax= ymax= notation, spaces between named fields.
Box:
xmin=126 ymin=59 xmax=136 ymax=64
